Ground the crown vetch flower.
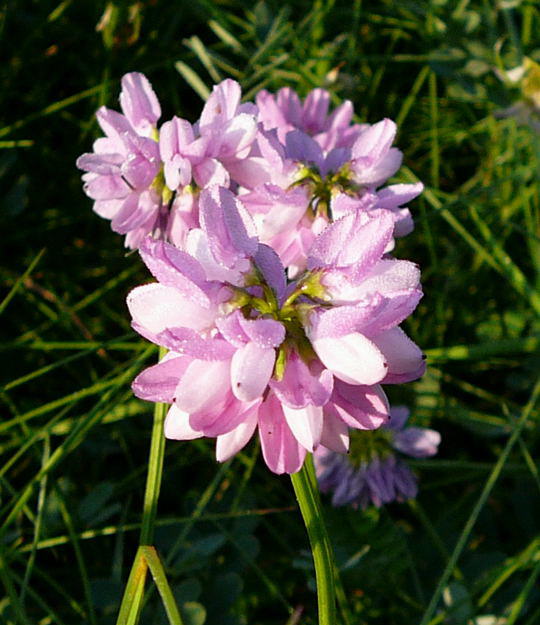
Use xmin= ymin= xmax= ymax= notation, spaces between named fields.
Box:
xmin=77 ymin=76 xmax=261 ymax=249
xmin=240 ymin=112 xmax=423 ymax=275
xmin=127 ymin=185 xmax=424 ymax=473
xmin=76 ymin=72 xmax=165 ymax=249
xmin=314 ymin=406 xmax=440 ymax=508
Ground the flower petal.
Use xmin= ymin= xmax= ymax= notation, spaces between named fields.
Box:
xmin=215 ymin=404 xmax=259 ymax=462
xmin=164 ymin=404 xmax=203 ymax=440
xmin=231 ymin=343 xmax=275 ymax=402
xmin=258 ymin=394 xmax=306 ymax=474
xmin=282 ymin=403 xmax=323 ymax=452
xmin=311 ymin=332 xmax=387 ymax=385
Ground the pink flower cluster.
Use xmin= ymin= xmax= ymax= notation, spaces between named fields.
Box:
xmin=78 ymin=73 xmax=427 ymax=474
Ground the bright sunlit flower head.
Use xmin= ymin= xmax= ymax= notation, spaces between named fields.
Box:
xmin=127 ymin=186 xmax=425 ymax=473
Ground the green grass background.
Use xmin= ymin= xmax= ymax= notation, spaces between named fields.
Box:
xmin=1 ymin=1 xmax=539 ymax=623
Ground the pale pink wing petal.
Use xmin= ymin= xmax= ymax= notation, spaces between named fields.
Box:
xmin=302 ymin=88 xmax=330 ymax=133
xmin=215 ymin=404 xmax=259 ymax=462
xmin=270 ymin=351 xmax=333 ymax=408
xmin=376 ymin=183 xmax=424 ymax=208
xmin=238 ymin=317 xmax=285 ymax=348
xmin=311 ymin=333 xmax=387 ymax=385
xmin=119 ymin=72 xmax=161 ymax=133
xmin=138 ymin=237 xmax=210 ymax=305
xmin=174 ymin=359 xmax=231 ymax=414
xmin=329 ymin=382 xmax=389 ymax=430
xmin=217 ymin=113 xmax=258 ymax=158
xmin=199 ymin=186 xmax=258 ymax=267
xmin=132 ymin=355 xmax=188 ymax=402
xmin=282 ymin=403 xmax=323 ymax=452
xmin=164 ymin=404 xmax=203 ymax=440
xmin=307 ymin=211 xmax=394 ymax=278
xmin=352 ymin=118 xmax=396 ymax=161
xmin=258 ymin=394 xmax=306 ymax=474
xmin=127 ymin=283 xmax=216 ymax=336
xmin=354 ymin=148 xmax=403 ymax=186
xmin=199 ymin=78 xmax=242 ymax=127
xmin=319 ymin=413 xmax=349 ymax=453
xmin=231 ymin=343 xmax=276 ymax=402
xmin=371 ymin=327 xmax=425 ymax=380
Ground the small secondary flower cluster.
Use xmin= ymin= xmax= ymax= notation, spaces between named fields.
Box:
xmin=77 ymin=73 xmax=433 ymax=475
xmin=314 ymin=407 xmax=440 ymax=508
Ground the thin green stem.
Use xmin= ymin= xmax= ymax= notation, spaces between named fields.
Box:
xmin=139 ymin=346 xmax=168 ymax=545
xmin=290 ymin=455 xmax=337 ymax=625
xmin=116 ymin=346 xmax=169 ymax=625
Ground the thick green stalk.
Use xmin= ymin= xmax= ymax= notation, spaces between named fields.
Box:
xmin=290 ymin=454 xmax=337 ymax=625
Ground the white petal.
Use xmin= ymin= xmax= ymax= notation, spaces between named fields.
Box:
xmin=127 ymin=283 xmax=215 ymax=334
xmin=164 ymin=404 xmax=203 ymax=440
xmin=371 ymin=327 xmax=423 ymax=374
xmin=215 ymin=407 xmax=258 ymax=462
xmin=174 ymin=359 xmax=230 ymax=413
xmin=282 ymin=404 xmax=323 ymax=452
xmin=312 ymin=333 xmax=387 ymax=385
xmin=231 ymin=343 xmax=275 ymax=402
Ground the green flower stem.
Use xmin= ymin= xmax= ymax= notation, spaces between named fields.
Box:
xmin=290 ymin=454 xmax=337 ymax=625
xmin=116 ymin=346 xmax=169 ymax=625
xmin=140 ymin=346 xmax=168 ymax=545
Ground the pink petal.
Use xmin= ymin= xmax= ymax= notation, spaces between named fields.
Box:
xmin=311 ymin=332 xmax=387 ymax=385
xmin=174 ymin=359 xmax=231 ymax=414
xmin=193 ymin=158 xmax=230 ymax=188
xmin=119 ymin=72 xmax=161 ymax=134
xmin=161 ymin=328 xmax=235 ymax=360
xmin=282 ymin=403 xmax=323 ymax=452
xmin=353 ymin=148 xmax=403 ymax=186
xmin=376 ymin=183 xmax=424 ymax=208
xmin=258 ymin=394 xmax=306 ymax=474
xmin=127 ymin=283 xmax=216 ymax=336
xmin=215 ymin=405 xmax=259 ymax=462
xmin=270 ymin=351 xmax=333 ymax=408
xmin=132 ymin=354 xmax=188 ymax=402
xmin=164 ymin=404 xmax=203 ymax=440
xmin=189 ymin=393 xmax=259 ymax=437
xmin=352 ymin=118 xmax=396 ymax=161
xmin=84 ymin=174 xmax=128 ymax=200
xmin=319 ymin=413 xmax=349 ymax=453
xmin=302 ymin=88 xmax=330 ymax=133
xmin=329 ymin=382 xmax=389 ymax=430
xmin=199 ymin=79 xmax=242 ymax=127
xmin=199 ymin=186 xmax=258 ymax=267
xmin=96 ymin=106 xmax=132 ymax=138
xmin=276 ymin=87 xmax=303 ymax=127
xmin=231 ymin=343 xmax=275 ymax=402
xmin=370 ymin=327 xmax=425 ymax=377
xmin=216 ymin=113 xmax=258 ymax=159
xmin=138 ymin=238 xmax=210 ymax=306
xmin=307 ymin=211 xmax=394 ymax=278
xmin=238 ymin=316 xmax=285 ymax=348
